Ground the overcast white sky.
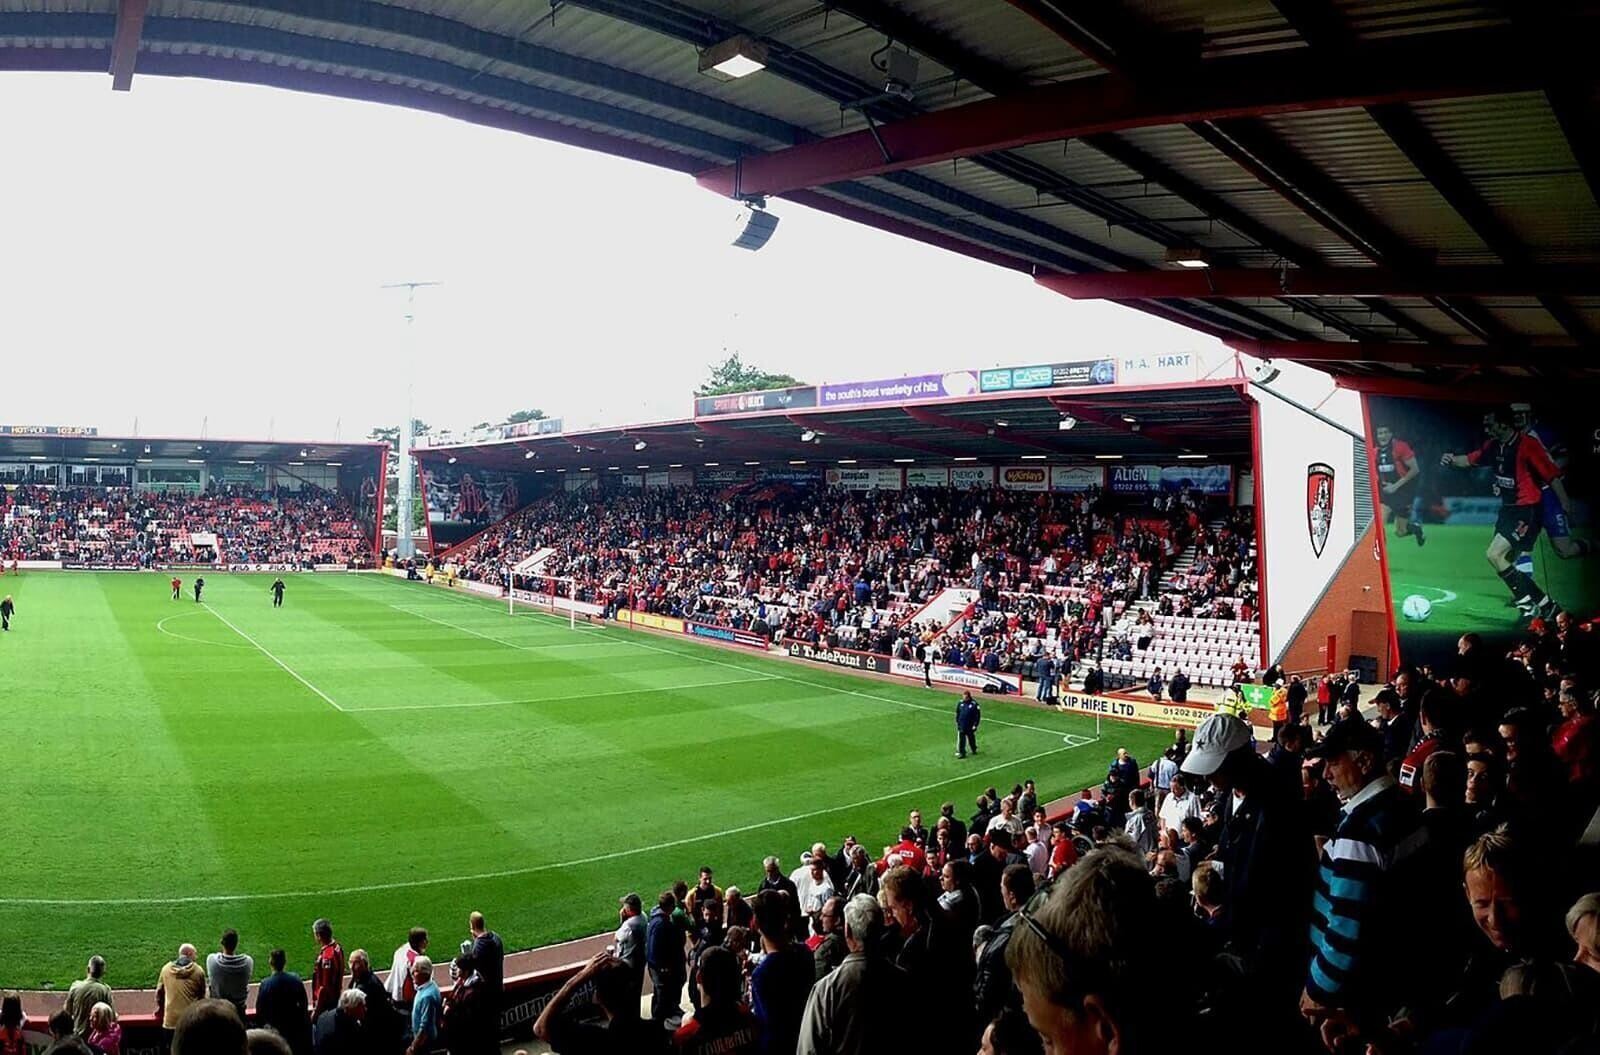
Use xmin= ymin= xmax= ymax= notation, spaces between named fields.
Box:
xmin=0 ymin=73 xmax=1219 ymax=440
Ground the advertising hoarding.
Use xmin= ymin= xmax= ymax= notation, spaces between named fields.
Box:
xmin=977 ymin=359 xmax=1116 ymax=393
xmin=826 ymin=467 xmax=904 ymax=491
xmin=1050 ymin=466 xmax=1104 ymax=493
xmin=694 ymin=385 xmax=818 ymax=417
xmin=819 ymin=371 xmax=981 ymax=408
xmin=998 ymin=466 xmax=1049 ymax=492
xmin=950 ymin=466 xmax=995 ymax=490
xmin=906 ymin=467 xmax=949 ymax=488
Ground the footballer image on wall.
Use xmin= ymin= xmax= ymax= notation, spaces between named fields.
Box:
xmin=1366 ymin=395 xmax=1596 ymax=667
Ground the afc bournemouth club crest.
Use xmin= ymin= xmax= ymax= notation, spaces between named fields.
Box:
xmin=1307 ymin=463 xmax=1335 ymax=558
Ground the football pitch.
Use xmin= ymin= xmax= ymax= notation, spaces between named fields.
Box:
xmin=1385 ymin=521 xmax=1598 ymax=655
xmin=1 ymin=572 xmax=1162 ymax=989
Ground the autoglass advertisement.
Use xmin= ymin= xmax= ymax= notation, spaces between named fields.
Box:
xmin=1366 ymin=395 xmax=1597 ymax=666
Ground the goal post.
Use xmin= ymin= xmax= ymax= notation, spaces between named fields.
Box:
xmin=507 ymin=571 xmax=578 ymax=629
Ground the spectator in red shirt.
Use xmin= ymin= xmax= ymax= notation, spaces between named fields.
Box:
xmin=1047 ymin=822 xmax=1079 ymax=880
xmin=875 ymin=828 xmax=927 ymax=876
xmin=1552 ymin=687 xmax=1599 ymax=786
xmin=310 ymin=918 xmax=345 ymax=1020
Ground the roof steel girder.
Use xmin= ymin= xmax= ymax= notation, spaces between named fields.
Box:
xmin=1038 ymin=266 xmax=1600 ymax=301
xmin=1271 ymin=0 xmax=1594 ymax=344
xmin=1187 ymin=119 xmax=1519 ymax=346
xmin=109 ymin=0 xmax=148 ymax=90
xmin=557 ymin=0 xmax=1335 ymax=342
xmin=1227 ymin=339 xmax=1591 ymax=368
xmin=899 ymin=406 xmax=1073 ymax=455
xmin=696 ymin=28 xmax=1543 ymax=198
xmin=785 ymin=415 xmax=962 ymax=458
xmin=1044 ymin=398 xmax=1187 ymax=447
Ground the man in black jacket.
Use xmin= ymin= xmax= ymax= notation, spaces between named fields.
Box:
xmin=256 ymin=949 xmax=311 ymax=1055
xmin=973 ymin=865 xmax=1035 ymax=1030
xmin=348 ymin=950 xmax=403 ymax=1052
xmin=938 ymin=802 xmax=967 ymax=852
xmin=1181 ymin=713 xmax=1315 ymax=1018
xmin=311 ymin=989 xmax=366 ymax=1055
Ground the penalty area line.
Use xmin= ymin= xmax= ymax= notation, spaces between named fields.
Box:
xmin=0 ymin=740 xmax=1087 ymax=906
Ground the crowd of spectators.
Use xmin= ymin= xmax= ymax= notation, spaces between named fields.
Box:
xmin=446 ymin=482 xmax=1237 ymax=684
xmin=0 ymin=485 xmax=373 ymax=567
xmin=4 ymin=915 xmax=506 ymax=1055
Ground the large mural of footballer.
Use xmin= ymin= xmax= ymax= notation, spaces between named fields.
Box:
xmin=1367 ymin=395 xmax=1596 ymax=666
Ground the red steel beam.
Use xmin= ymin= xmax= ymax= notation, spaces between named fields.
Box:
xmin=697 ymin=28 xmax=1537 ymax=198
xmin=109 ymin=0 xmax=149 ymax=91
xmin=1038 ymin=266 xmax=1600 ymax=301
xmin=1045 ymin=398 xmax=1187 ymax=447
xmin=1226 ymin=339 xmax=1588 ymax=368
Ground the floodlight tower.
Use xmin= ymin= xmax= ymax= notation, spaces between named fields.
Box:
xmin=381 ymin=280 xmax=442 ymax=560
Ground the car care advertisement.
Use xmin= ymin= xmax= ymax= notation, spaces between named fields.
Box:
xmin=889 ymin=658 xmax=1023 ymax=693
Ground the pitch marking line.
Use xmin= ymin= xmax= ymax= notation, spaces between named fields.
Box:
xmin=155 ymin=611 xmax=253 ymax=650
xmin=201 ymin=604 xmax=347 ymax=714
xmin=0 ymin=740 xmax=1084 ymax=906
xmin=387 ymin=604 xmax=618 ymax=650
xmin=351 ymin=674 xmax=776 ymax=713
xmin=373 ymin=578 xmax=1089 ymax=744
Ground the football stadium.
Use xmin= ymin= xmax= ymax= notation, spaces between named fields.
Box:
xmin=3 ymin=3 xmax=1600 ymax=1055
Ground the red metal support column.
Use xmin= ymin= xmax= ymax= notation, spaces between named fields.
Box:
xmin=1358 ymin=393 xmax=1403 ymax=675
xmin=1249 ymin=396 xmax=1271 ymax=671
xmin=109 ymin=0 xmax=149 ymax=91
xmin=373 ymin=445 xmax=389 ymax=560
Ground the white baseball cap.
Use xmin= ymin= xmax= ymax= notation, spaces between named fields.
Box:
xmin=1180 ymin=714 xmax=1254 ymax=776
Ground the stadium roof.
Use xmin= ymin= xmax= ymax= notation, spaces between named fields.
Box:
xmin=8 ymin=1 xmax=1597 ymax=381
xmin=0 ymin=431 xmax=384 ymax=464
xmin=414 ymin=379 xmax=1251 ymax=472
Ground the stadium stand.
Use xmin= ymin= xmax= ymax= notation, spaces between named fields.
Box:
xmin=439 ymin=483 xmax=1253 ymax=687
xmin=0 ymin=485 xmax=374 ymax=567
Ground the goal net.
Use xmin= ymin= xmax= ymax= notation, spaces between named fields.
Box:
xmin=507 ymin=572 xmax=579 ymax=629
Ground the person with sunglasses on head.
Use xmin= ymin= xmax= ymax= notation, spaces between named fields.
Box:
xmin=1004 ymin=846 xmax=1162 ymax=1054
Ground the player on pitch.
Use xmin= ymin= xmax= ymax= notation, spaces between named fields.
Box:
xmin=271 ymin=577 xmax=286 ymax=608
xmin=171 ymin=575 xmax=182 ymax=601
xmin=1439 ymin=407 xmax=1570 ymax=621
xmin=1374 ymin=424 xmax=1425 ymax=547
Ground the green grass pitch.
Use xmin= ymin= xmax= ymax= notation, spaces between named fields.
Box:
xmin=1385 ymin=521 xmax=1597 ymax=649
xmin=2 ymin=572 xmax=1165 ymax=990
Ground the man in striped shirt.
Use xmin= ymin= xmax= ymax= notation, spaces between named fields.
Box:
xmin=1301 ymin=720 xmax=1419 ymax=1048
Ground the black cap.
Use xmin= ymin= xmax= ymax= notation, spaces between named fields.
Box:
xmin=1305 ymin=720 xmax=1383 ymax=760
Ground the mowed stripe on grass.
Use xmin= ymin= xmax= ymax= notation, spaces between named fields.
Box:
xmin=1 ymin=572 xmax=1167 ymax=989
